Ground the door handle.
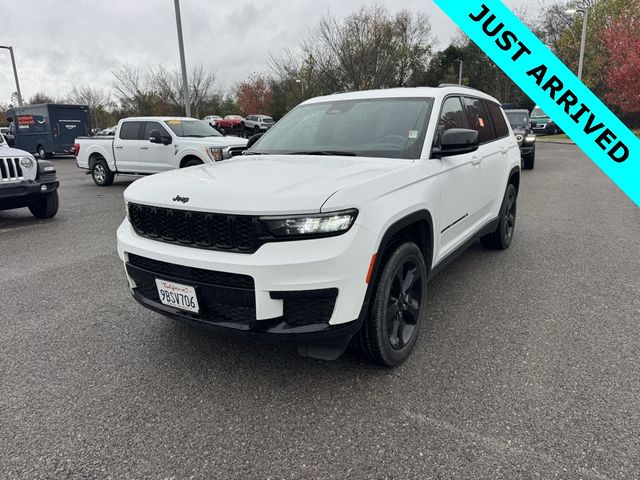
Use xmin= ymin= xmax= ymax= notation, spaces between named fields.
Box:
xmin=115 ymin=145 xmax=123 ymax=149
xmin=471 ymin=157 xmax=481 ymax=166
xmin=500 ymin=147 xmax=508 ymax=155
xmin=140 ymin=146 xmax=149 ymax=150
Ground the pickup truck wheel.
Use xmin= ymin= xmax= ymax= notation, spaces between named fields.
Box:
xmin=92 ymin=158 xmax=114 ymax=186
xmin=28 ymin=190 xmax=59 ymax=219
xmin=183 ymin=158 xmax=203 ymax=167
xmin=353 ymin=242 xmax=427 ymax=366
xmin=481 ymin=183 xmax=517 ymax=250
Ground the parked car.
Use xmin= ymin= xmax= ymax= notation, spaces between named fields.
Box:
xmin=5 ymin=103 xmax=91 ymax=158
xmin=216 ymin=115 xmax=245 ymax=130
xmin=505 ymin=109 xmax=536 ymax=169
xmin=244 ymin=115 xmax=275 ymax=133
xmin=116 ymin=86 xmax=521 ymax=366
xmin=74 ymin=117 xmax=247 ymax=186
xmin=203 ymin=115 xmax=222 ymax=127
xmin=97 ymin=126 xmax=117 ymax=136
xmin=530 ymin=106 xmax=561 ymax=135
xmin=0 ymin=131 xmax=59 ymax=218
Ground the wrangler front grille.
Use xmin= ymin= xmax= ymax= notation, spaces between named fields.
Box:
xmin=128 ymin=203 xmax=260 ymax=253
xmin=0 ymin=158 xmax=24 ymax=182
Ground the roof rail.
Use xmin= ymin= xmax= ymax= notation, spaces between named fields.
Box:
xmin=438 ymin=83 xmax=478 ymax=90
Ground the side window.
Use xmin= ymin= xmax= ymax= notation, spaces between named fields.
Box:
xmin=143 ymin=121 xmax=167 ymax=140
xmin=463 ymin=97 xmax=495 ymax=143
xmin=119 ymin=121 xmax=143 ymax=140
xmin=436 ymin=96 xmax=469 ymax=143
xmin=486 ymin=102 xmax=510 ymax=139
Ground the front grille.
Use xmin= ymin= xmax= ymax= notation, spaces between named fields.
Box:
xmin=127 ymin=253 xmax=257 ymax=324
xmin=0 ymin=158 xmax=24 ymax=182
xmin=228 ymin=146 xmax=246 ymax=158
xmin=128 ymin=203 xmax=259 ymax=253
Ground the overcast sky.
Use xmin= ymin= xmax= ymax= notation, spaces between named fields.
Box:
xmin=0 ymin=0 xmax=533 ymax=104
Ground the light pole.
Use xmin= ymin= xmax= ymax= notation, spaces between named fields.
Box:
xmin=173 ymin=0 xmax=191 ymax=117
xmin=295 ymin=78 xmax=304 ymax=96
xmin=454 ymin=60 xmax=463 ymax=85
xmin=0 ymin=45 xmax=23 ymax=106
xmin=565 ymin=8 xmax=589 ymax=81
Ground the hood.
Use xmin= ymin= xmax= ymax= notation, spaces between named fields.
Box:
xmin=124 ymin=154 xmax=412 ymax=215
xmin=175 ymin=135 xmax=247 ymax=148
xmin=0 ymin=144 xmax=33 ymax=157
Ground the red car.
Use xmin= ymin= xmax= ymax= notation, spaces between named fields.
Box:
xmin=216 ymin=115 xmax=245 ymax=129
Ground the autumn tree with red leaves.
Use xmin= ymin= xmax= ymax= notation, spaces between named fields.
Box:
xmin=236 ymin=75 xmax=273 ymax=116
xmin=601 ymin=1 xmax=640 ymax=113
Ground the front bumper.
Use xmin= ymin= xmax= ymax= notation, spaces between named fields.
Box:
xmin=0 ymin=176 xmax=59 ymax=210
xmin=117 ymin=219 xmax=376 ymax=349
xmin=518 ymin=143 xmax=535 ymax=156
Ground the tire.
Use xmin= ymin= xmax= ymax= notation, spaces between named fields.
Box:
xmin=28 ymin=190 xmax=59 ymax=219
xmin=91 ymin=158 xmax=114 ymax=186
xmin=352 ymin=242 xmax=428 ymax=366
xmin=37 ymin=145 xmax=50 ymax=159
xmin=523 ymin=150 xmax=535 ymax=170
xmin=481 ymin=183 xmax=517 ymax=250
xmin=183 ymin=158 xmax=203 ymax=167
xmin=254 ymin=125 xmax=260 ymax=134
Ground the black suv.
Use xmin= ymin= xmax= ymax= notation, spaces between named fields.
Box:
xmin=505 ymin=109 xmax=536 ymax=170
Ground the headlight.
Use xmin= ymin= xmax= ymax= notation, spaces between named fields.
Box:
xmin=260 ymin=209 xmax=358 ymax=238
xmin=206 ymin=147 xmax=224 ymax=161
xmin=20 ymin=157 xmax=34 ymax=169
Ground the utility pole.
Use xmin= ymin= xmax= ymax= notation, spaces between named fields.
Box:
xmin=0 ymin=46 xmax=23 ymax=106
xmin=173 ymin=0 xmax=191 ymax=117
xmin=565 ymin=8 xmax=589 ymax=81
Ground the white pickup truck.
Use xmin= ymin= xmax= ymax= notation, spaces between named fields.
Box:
xmin=74 ymin=116 xmax=247 ymax=186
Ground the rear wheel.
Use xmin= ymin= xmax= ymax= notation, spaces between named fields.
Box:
xmin=352 ymin=242 xmax=427 ymax=366
xmin=91 ymin=158 xmax=114 ymax=186
xmin=28 ymin=190 xmax=59 ymax=219
xmin=481 ymin=183 xmax=517 ymax=250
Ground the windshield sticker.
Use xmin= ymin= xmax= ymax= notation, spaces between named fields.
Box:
xmin=167 ymin=120 xmax=181 ymax=124
xmin=408 ymin=130 xmax=418 ymax=139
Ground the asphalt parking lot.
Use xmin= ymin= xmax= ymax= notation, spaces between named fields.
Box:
xmin=1 ymin=143 xmax=639 ymax=479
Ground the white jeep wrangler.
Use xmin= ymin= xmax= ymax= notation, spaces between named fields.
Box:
xmin=117 ymin=86 xmax=521 ymax=366
xmin=0 ymin=133 xmax=59 ymax=218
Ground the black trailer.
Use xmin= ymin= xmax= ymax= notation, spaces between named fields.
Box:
xmin=5 ymin=104 xmax=91 ymax=158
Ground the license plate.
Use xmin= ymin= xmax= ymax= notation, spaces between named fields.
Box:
xmin=155 ymin=279 xmax=200 ymax=313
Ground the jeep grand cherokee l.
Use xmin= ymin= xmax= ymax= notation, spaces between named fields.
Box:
xmin=117 ymin=86 xmax=521 ymax=366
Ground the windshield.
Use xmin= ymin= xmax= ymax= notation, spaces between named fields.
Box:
xmin=249 ymin=97 xmax=434 ymax=159
xmin=506 ymin=111 xmax=530 ymax=128
xmin=164 ymin=119 xmax=222 ymax=137
xmin=531 ymin=108 xmax=548 ymax=118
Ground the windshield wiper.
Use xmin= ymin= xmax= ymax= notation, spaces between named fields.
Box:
xmin=182 ymin=134 xmax=207 ymax=138
xmin=288 ymin=150 xmax=357 ymax=156
xmin=243 ymin=151 xmax=265 ymax=156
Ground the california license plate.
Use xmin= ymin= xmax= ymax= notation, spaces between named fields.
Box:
xmin=155 ymin=279 xmax=200 ymax=313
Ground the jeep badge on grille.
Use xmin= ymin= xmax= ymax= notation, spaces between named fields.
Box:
xmin=172 ymin=195 xmax=189 ymax=203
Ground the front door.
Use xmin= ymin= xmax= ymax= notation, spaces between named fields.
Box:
xmin=140 ymin=121 xmax=176 ymax=172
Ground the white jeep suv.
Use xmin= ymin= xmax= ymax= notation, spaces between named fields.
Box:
xmin=117 ymin=86 xmax=521 ymax=366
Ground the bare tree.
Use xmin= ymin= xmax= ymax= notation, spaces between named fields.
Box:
xmin=67 ymin=86 xmax=113 ymax=128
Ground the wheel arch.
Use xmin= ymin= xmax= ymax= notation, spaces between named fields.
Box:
xmin=508 ymin=166 xmax=520 ymax=193
xmin=179 ymin=154 xmax=204 ymax=168
xmin=356 ymin=210 xmax=434 ymax=324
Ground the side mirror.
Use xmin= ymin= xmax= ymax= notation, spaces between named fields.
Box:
xmin=149 ymin=130 xmax=172 ymax=145
xmin=434 ymin=128 xmax=479 ymax=158
xmin=246 ymin=133 xmax=264 ymax=150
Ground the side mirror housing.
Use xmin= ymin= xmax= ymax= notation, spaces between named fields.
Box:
xmin=149 ymin=130 xmax=172 ymax=145
xmin=246 ymin=133 xmax=264 ymax=150
xmin=433 ymin=128 xmax=479 ymax=158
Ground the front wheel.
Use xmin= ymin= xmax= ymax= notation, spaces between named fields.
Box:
xmin=352 ymin=242 xmax=428 ymax=366
xmin=523 ymin=151 xmax=535 ymax=170
xmin=182 ymin=158 xmax=203 ymax=167
xmin=28 ymin=190 xmax=59 ymax=219
xmin=481 ymin=183 xmax=517 ymax=250
xmin=37 ymin=145 xmax=50 ymax=159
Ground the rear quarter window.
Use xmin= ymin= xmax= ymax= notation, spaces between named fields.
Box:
xmin=486 ymin=102 xmax=510 ymax=139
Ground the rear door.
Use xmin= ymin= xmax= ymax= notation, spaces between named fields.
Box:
xmin=140 ymin=121 xmax=176 ymax=172
xmin=434 ymin=96 xmax=485 ymax=259
xmin=462 ymin=97 xmax=504 ymax=223
xmin=51 ymin=105 xmax=91 ymax=153
xmin=114 ymin=121 xmax=145 ymax=172
xmin=484 ymin=101 xmax=515 ymax=216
